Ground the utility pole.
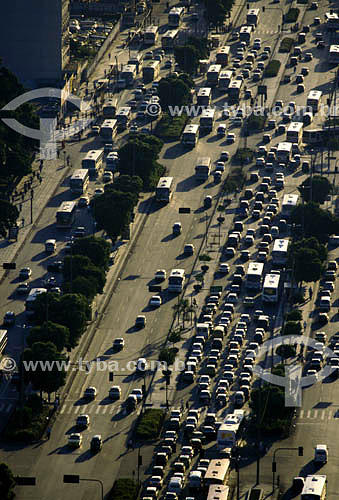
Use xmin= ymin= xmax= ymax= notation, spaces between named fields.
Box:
xmin=30 ymin=189 xmax=34 ymax=224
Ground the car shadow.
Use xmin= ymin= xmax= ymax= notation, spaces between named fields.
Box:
xmin=75 ymin=449 xmax=94 ymax=462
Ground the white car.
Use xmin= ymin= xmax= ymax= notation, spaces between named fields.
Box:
xmin=253 ymin=38 xmax=261 ymax=49
xmin=109 ymin=386 xmax=121 ymax=399
xmin=226 ymin=133 xmax=235 ymax=143
xmin=94 ymin=188 xmax=104 ymax=196
xmin=68 ymin=433 xmax=82 ymax=448
xmin=149 ymin=295 xmax=162 ymax=307
xmin=113 ymin=338 xmax=125 ymax=350
xmin=131 ymin=388 xmax=143 ymax=401
xmin=155 ymin=269 xmax=166 ymax=281
xmin=218 ymin=263 xmax=230 ymax=274
xmin=215 ymin=161 xmax=225 ymax=172
xmin=19 ymin=267 xmax=32 ymax=280
xmin=220 ymin=151 xmax=229 ymax=161
xmin=84 ymin=386 xmax=97 ymax=399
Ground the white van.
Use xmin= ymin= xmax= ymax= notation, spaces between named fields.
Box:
xmin=314 ymin=444 xmax=328 ymax=463
xmin=45 ymin=239 xmax=56 ymax=253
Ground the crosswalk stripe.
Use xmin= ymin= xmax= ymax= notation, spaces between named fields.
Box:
xmin=300 ymin=409 xmax=304 ymax=418
xmin=67 ymin=405 xmax=73 ymax=414
xmin=60 ymin=405 xmax=66 ymax=414
xmin=313 ymin=410 xmax=318 ymax=419
xmin=95 ymin=406 xmax=101 ymax=414
xmin=74 ymin=405 xmax=81 ymax=414
xmin=307 ymin=410 xmax=311 ymax=418
xmin=101 ymin=406 xmax=108 ymax=414
xmin=321 ymin=411 xmax=325 ymax=420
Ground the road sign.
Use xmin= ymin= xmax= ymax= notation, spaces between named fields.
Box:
xmin=210 ymin=285 xmax=223 ymax=293
xmin=179 ymin=207 xmax=191 ymax=214
xmin=15 ymin=477 xmax=36 ymax=486
xmin=3 ymin=263 xmax=16 ymax=270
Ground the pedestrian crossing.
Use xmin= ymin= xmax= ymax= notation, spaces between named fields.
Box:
xmin=59 ymin=402 xmax=124 ymax=416
xmin=298 ymin=409 xmax=339 ymax=421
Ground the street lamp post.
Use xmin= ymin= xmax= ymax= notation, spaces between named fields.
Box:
xmin=63 ymin=475 xmax=104 ymax=500
xmin=272 ymin=447 xmax=303 ymax=491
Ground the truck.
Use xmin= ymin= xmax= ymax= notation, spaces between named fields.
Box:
xmin=217 ymin=410 xmax=245 ymax=455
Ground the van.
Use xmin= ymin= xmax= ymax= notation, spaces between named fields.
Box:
xmin=45 ymin=239 xmax=56 ymax=253
xmin=314 ymin=444 xmax=328 ymax=463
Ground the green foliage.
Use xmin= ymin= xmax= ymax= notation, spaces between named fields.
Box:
xmin=284 ymin=7 xmax=300 ymax=23
xmin=155 ymin=113 xmax=189 ymax=140
xmin=109 ymin=175 xmax=143 ymax=196
xmin=159 ymin=347 xmax=178 ymax=365
xmin=289 ymin=236 xmax=327 ymax=283
xmin=135 ymin=409 xmax=165 ymax=440
xmin=290 ymin=202 xmax=339 ymax=243
xmin=285 ymin=309 xmax=303 ymax=322
xmin=282 ymin=320 xmax=302 ymax=336
xmin=0 ymin=462 xmax=16 ymax=500
xmin=204 ymin=0 xmax=227 ymax=28
xmin=234 ymin=148 xmax=255 ymax=163
xmin=250 ymin=383 xmax=294 ymax=435
xmin=276 ymin=344 xmax=297 ymax=358
xmin=279 ymin=37 xmax=294 ymax=53
xmin=199 ymin=254 xmax=212 ymax=261
xmin=174 ymin=45 xmax=201 ymax=74
xmin=298 ymin=175 xmax=332 ymax=204
xmin=108 ymin=479 xmax=138 ymax=500
xmin=71 ymin=236 xmax=111 ymax=270
xmin=247 ymin=114 xmax=266 ymax=132
xmin=92 ymin=189 xmax=136 ymax=241
xmin=27 ymin=321 xmax=70 ymax=352
xmin=169 ymin=330 xmax=181 ymax=344
xmin=63 ymin=275 xmax=97 ymax=300
xmin=158 ymin=74 xmax=193 ymax=109
xmin=327 ymin=137 xmax=339 ymax=151
xmin=4 ymin=395 xmax=50 ymax=442
xmin=22 ymin=342 xmax=67 ymax=394
xmin=0 ymin=200 xmax=19 ymax=238
xmin=264 ymin=60 xmax=281 ymax=77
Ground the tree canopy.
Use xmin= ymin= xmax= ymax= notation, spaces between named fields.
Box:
xmin=70 ymin=235 xmax=111 ymax=271
xmin=298 ymin=175 xmax=332 ymax=204
xmin=0 ymin=200 xmax=19 ymax=238
xmin=0 ymin=462 xmax=16 ymax=500
xmin=290 ymin=202 xmax=339 ymax=242
xmin=289 ymin=236 xmax=327 ymax=283
xmin=27 ymin=321 xmax=70 ymax=352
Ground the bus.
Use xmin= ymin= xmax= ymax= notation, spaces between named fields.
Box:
xmin=143 ymin=60 xmax=160 ymax=83
xmin=325 ymin=11 xmax=339 ymax=31
xmin=301 ymin=475 xmax=326 ymax=500
xmin=219 ymin=71 xmax=232 ymax=90
xmin=0 ymin=330 xmax=8 ymax=356
xmin=204 ymin=459 xmax=230 ymax=486
xmin=272 ymin=239 xmax=290 ymax=266
xmin=207 ymin=64 xmax=222 ymax=87
xmin=168 ymin=7 xmax=185 ymax=27
xmin=197 ymin=87 xmax=212 ymax=107
xmin=100 ymin=120 xmax=117 ymax=143
xmin=276 ymin=142 xmax=292 ymax=163
xmin=262 ymin=273 xmax=280 ymax=303
xmin=155 ymin=177 xmax=174 ymax=203
xmin=25 ymin=288 xmax=48 ymax=316
xmin=70 ymin=169 xmax=89 ymax=195
xmin=144 ymin=25 xmax=158 ymax=45
xmin=102 ymin=98 xmax=118 ymax=118
xmin=282 ymin=193 xmax=299 ymax=216
xmin=306 ymin=90 xmax=322 ymax=113
xmin=245 ymin=262 xmax=264 ymax=290
xmin=168 ymin=269 xmax=185 ymax=292
xmin=199 ymin=108 xmax=216 ymax=132
xmin=195 ymin=157 xmax=211 ymax=181
xmin=239 ymin=26 xmax=252 ymax=44
xmin=121 ymin=64 xmax=137 ymax=86
xmin=56 ymin=201 xmax=77 ymax=229
xmin=182 ymin=124 xmax=199 ymax=147
xmin=228 ymin=80 xmax=242 ymax=101
xmin=82 ymin=149 xmax=104 ymax=176
xmin=329 ymin=44 xmax=339 ymax=64
xmin=116 ymin=107 xmax=131 ymax=130
xmin=286 ymin=122 xmax=303 ymax=145
xmin=247 ymin=8 xmax=260 ymax=26
xmin=207 ymin=485 xmax=229 ymax=500
xmin=161 ymin=29 xmax=180 ymax=49
xmin=216 ymin=46 xmax=230 ymax=67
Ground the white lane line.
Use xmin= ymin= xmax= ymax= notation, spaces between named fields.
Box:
xmin=74 ymin=405 xmax=81 ymax=414
xmin=307 ymin=410 xmax=311 ymax=418
xmin=96 ymin=406 xmax=101 ymax=414
xmin=101 ymin=406 xmax=108 ymax=414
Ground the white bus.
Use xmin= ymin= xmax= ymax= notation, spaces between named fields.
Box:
xmin=325 ymin=11 xmax=339 ymax=30
xmin=262 ymin=273 xmax=280 ymax=303
xmin=70 ymin=169 xmax=89 ymax=195
xmin=306 ymin=90 xmax=322 ymax=113
xmin=56 ymin=201 xmax=77 ymax=229
xmin=219 ymin=71 xmax=232 ymax=90
xmin=161 ymin=29 xmax=180 ymax=49
xmin=207 ymin=64 xmax=222 ymax=87
xmin=144 ymin=25 xmax=158 ymax=45
xmin=82 ymin=149 xmax=104 ymax=176
xmin=155 ymin=177 xmax=174 ymax=203
xmin=216 ymin=46 xmax=230 ymax=67
xmin=329 ymin=44 xmax=339 ymax=64
xmin=168 ymin=269 xmax=185 ymax=292
xmin=25 ymin=288 xmax=47 ymax=316
xmin=239 ymin=26 xmax=252 ymax=43
xmin=247 ymin=8 xmax=260 ymax=26
xmin=168 ymin=7 xmax=185 ymax=27
xmin=276 ymin=142 xmax=292 ymax=163
xmin=143 ymin=60 xmax=160 ymax=83
xmin=207 ymin=485 xmax=229 ymax=500
xmin=301 ymin=475 xmax=326 ymax=500
xmin=116 ymin=107 xmax=132 ymax=129
xmin=286 ymin=122 xmax=303 ymax=145
xmin=245 ymin=262 xmax=265 ymax=290
xmin=121 ymin=64 xmax=137 ymax=86
xmin=199 ymin=108 xmax=216 ymax=132
xmin=0 ymin=330 xmax=8 ymax=356
xmin=272 ymin=239 xmax=290 ymax=266
xmin=100 ymin=120 xmax=117 ymax=143
xmin=182 ymin=124 xmax=199 ymax=147
xmin=282 ymin=193 xmax=299 ymax=216
xmin=102 ymin=98 xmax=118 ymax=118
xmin=197 ymin=87 xmax=212 ymax=107
xmin=228 ymin=80 xmax=242 ymax=100
xmin=195 ymin=157 xmax=211 ymax=182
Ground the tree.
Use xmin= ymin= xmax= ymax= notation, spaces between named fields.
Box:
xmin=0 ymin=200 xmax=19 ymax=238
xmin=0 ymin=462 xmax=16 ymax=500
xmin=109 ymin=175 xmax=143 ymax=196
xmin=71 ymin=236 xmax=111 ymax=270
xmin=290 ymin=202 xmax=339 ymax=242
xmin=63 ymin=275 xmax=97 ymax=300
xmin=22 ymin=342 xmax=67 ymax=396
xmin=282 ymin=321 xmax=302 ymax=336
xmin=250 ymin=383 xmax=293 ymax=434
xmin=298 ymin=175 xmax=332 ymax=204
xmin=173 ymin=45 xmax=200 ymax=75
xmin=204 ymin=0 xmax=227 ymax=30
xmin=294 ymin=247 xmax=323 ymax=283
xmin=285 ymin=309 xmax=302 ymax=322
xmin=27 ymin=321 xmax=70 ymax=352
xmin=186 ymin=37 xmax=209 ymax=60
xmin=276 ymin=344 xmax=296 ymax=360
xmin=158 ymin=74 xmax=194 ymax=110
xmin=57 ymin=294 xmax=90 ymax=346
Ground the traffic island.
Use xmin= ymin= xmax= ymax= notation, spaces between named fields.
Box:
xmin=135 ymin=409 xmax=165 ymax=441
xmin=108 ymin=478 xmax=138 ymax=500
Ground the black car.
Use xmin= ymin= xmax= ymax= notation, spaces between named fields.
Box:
xmin=47 ymin=260 xmax=63 ymax=272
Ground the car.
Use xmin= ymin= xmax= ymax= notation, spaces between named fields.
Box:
xmin=220 ymin=151 xmax=229 ymax=161
xmin=154 ymin=54 xmax=162 ymax=61
xmin=47 ymin=260 xmax=63 ymax=272
xmin=78 ymin=196 xmax=89 ymax=207
xmin=74 ymin=226 xmax=86 ymax=238
xmin=164 ymin=59 xmax=173 ymax=69
xmin=173 ymin=222 xmax=182 ymax=236
xmin=215 ymin=161 xmax=225 ymax=172
xmin=4 ymin=311 xmax=15 ymax=326
xmin=90 ymin=435 xmax=102 ymax=452
xmin=144 ymin=51 xmax=153 ymax=59
xmin=131 ymin=388 xmax=143 ymax=401
xmin=225 ymin=247 xmax=236 ymax=258
xmin=149 ymin=295 xmax=162 ymax=307
xmin=68 ymin=433 xmax=82 ymax=448
xmin=217 ymin=124 xmax=227 ymax=136
xmin=84 ymin=386 xmax=97 ymax=399
xmin=226 ymin=133 xmax=235 ymax=143
xmin=113 ymin=338 xmax=125 ymax=350
xmin=19 ymin=267 xmax=32 ymax=280
xmin=184 ymin=244 xmax=194 ymax=255
xmin=17 ymin=282 xmax=30 ymax=294
xmin=218 ymin=263 xmax=230 ymax=274
xmin=76 ymin=414 xmax=90 ymax=429
xmin=103 ymin=171 xmax=113 ymax=183
xmin=94 ymin=188 xmax=104 ymax=196
xmin=155 ymin=269 xmax=166 ymax=281
xmin=109 ymin=385 xmax=121 ymax=399
xmin=136 ymin=315 xmax=146 ymax=328
xmin=130 ymin=124 xmax=138 ymax=135
xmin=318 ymin=313 xmax=329 ymax=326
